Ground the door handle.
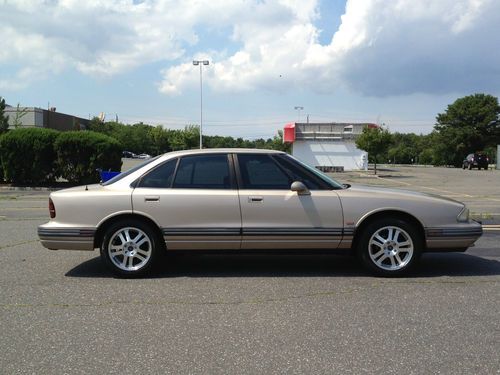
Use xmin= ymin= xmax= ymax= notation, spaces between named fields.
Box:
xmin=144 ymin=196 xmax=160 ymax=202
xmin=248 ymin=196 xmax=263 ymax=203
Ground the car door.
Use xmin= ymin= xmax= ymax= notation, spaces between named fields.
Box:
xmin=132 ymin=154 xmax=241 ymax=250
xmin=235 ymin=153 xmax=344 ymax=250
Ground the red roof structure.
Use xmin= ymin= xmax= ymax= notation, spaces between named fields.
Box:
xmin=283 ymin=122 xmax=296 ymax=143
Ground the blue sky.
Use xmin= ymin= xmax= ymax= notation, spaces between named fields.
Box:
xmin=1 ymin=0 xmax=499 ymax=139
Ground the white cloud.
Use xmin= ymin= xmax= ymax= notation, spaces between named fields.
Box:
xmin=0 ymin=0 xmax=499 ymax=97
xmin=160 ymin=0 xmax=500 ymax=96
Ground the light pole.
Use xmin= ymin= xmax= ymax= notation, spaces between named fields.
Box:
xmin=294 ymin=106 xmax=304 ymax=123
xmin=193 ymin=60 xmax=209 ymax=149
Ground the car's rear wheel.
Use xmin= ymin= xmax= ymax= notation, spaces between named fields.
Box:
xmin=356 ymin=218 xmax=422 ymax=277
xmin=100 ymin=219 xmax=160 ymax=277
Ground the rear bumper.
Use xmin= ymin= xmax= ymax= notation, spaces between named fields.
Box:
xmin=424 ymin=222 xmax=482 ymax=252
xmin=38 ymin=225 xmax=96 ymax=251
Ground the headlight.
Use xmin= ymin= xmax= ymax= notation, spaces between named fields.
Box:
xmin=457 ymin=207 xmax=469 ymax=222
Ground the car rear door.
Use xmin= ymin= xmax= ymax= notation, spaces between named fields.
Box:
xmin=132 ymin=154 xmax=241 ymax=250
xmin=235 ymin=153 xmax=344 ymax=250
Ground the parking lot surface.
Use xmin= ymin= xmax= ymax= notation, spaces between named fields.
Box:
xmin=1 ymin=166 xmax=499 ymax=374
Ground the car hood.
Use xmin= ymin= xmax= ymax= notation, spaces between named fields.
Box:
xmin=346 ymin=184 xmax=464 ymax=207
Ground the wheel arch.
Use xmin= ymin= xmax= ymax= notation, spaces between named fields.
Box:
xmin=352 ymin=209 xmax=426 ymax=251
xmin=94 ymin=213 xmax=164 ymax=250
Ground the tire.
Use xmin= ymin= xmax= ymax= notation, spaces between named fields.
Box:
xmin=100 ymin=219 xmax=162 ymax=277
xmin=356 ymin=218 xmax=422 ymax=277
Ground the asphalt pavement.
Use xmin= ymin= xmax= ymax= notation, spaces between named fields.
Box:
xmin=1 ymin=167 xmax=499 ymax=374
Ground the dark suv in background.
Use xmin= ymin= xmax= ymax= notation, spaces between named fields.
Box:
xmin=462 ymin=153 xmax=489 ymax=170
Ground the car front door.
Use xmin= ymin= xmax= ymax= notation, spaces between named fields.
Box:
xmin=132 ymin=154 xmax=241 ymax=250
xmin=235 ymin=153 xmax=344 ymax=250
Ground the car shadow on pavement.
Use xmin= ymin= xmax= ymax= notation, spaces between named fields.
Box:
xmin=65 ymin=252 xmax=500 ymax=279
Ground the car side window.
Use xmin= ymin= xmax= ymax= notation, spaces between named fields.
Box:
xmin=237 ymin=154 xmax=291 ymax=189
xmin=137 ymin=159 xmax=177 ymax=188
xmin=273 ymin=155 xmax=326 ymax=190
xmin=173 ymin=154 xmax=231 ymax=189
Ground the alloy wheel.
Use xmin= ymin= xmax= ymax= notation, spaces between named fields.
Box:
xmin=368 ymin=226 xmax=414 ymax=271
xmin=107 ymin=227 xmax=152 ymax=272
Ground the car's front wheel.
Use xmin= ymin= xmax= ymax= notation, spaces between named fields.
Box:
xmin=100 ymin=219 xmax=161 ymax=277
xmin=356 ymin=218 xmax=422 ymax=277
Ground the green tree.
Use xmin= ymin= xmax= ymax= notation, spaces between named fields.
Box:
xmin=434 ymin=94 xmax=500 ymax=166
xmin=0 ymin=97 xmax=9 ymax=134
xmin=356 ymin=126 xmax=393 ymax=174
xmin=149 ymin=125 xmax=171 ymax=155
xmin=13 ymin=104 xmax=28 ymax=128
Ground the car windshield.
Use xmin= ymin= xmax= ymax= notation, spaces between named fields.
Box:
xmin=102 ymin=155 xmax=161 ymax=186
xmin=285 ymin=154 xmax=344 ymax=189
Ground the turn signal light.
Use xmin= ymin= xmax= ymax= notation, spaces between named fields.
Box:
xmin=49 ymin=198 xmax=56 ymax=219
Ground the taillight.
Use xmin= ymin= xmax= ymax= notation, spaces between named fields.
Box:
xmin=49 ymin=198 xmax=56 ymax=219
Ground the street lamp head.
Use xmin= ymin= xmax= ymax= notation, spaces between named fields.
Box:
xmin=203 ymin=60 xmax=209 ymax=65
xmin=193 ymin=61 xmax=200 ymax=66
xmin=294 ymin=106 xmax=304 ymax=110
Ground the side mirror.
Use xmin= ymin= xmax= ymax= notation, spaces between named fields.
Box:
xmin=291 ymin=181 xmax=310 ymax=195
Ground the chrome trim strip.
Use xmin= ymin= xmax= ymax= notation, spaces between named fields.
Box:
xmin=425 ymin=227 xmax=483 ymax=238
xmin=162 ymin=227 xmax=352 ymax=237
xmin=163 ymin=228 xmax=240 ymax=236
xmin=38 ymin=228 xmax=96 ymax=238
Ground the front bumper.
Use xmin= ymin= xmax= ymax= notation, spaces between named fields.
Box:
xmin=424 ymin=221 xmax=483 ymax=252
xmin=38 ymin=224 xmax=96 ymax=251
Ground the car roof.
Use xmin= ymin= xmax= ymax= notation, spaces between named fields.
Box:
xmin=164 ymin=148 xmax=286 ymax=158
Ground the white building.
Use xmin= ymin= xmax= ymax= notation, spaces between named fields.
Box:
xmin=284 ymin=122 xmax=376 ymax=171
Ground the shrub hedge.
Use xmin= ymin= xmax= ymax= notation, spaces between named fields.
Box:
xmin=0 ymin=128 xmax=59 ymax=184
xmin=54 ymin=131 xmax=122 ymax=184
xmin=0 ymin=129 xmax=123 ymax=185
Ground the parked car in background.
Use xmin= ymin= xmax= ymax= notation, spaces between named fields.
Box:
xmin=462 ymin=153 xmax=489 ymax=170
xmin=38 ymin=149 xmax=482 ymax=278
xmin=136 ymin=153 xmax=152 ymax=159
xmin=122 ymin=151 xmax=137 ymax=158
